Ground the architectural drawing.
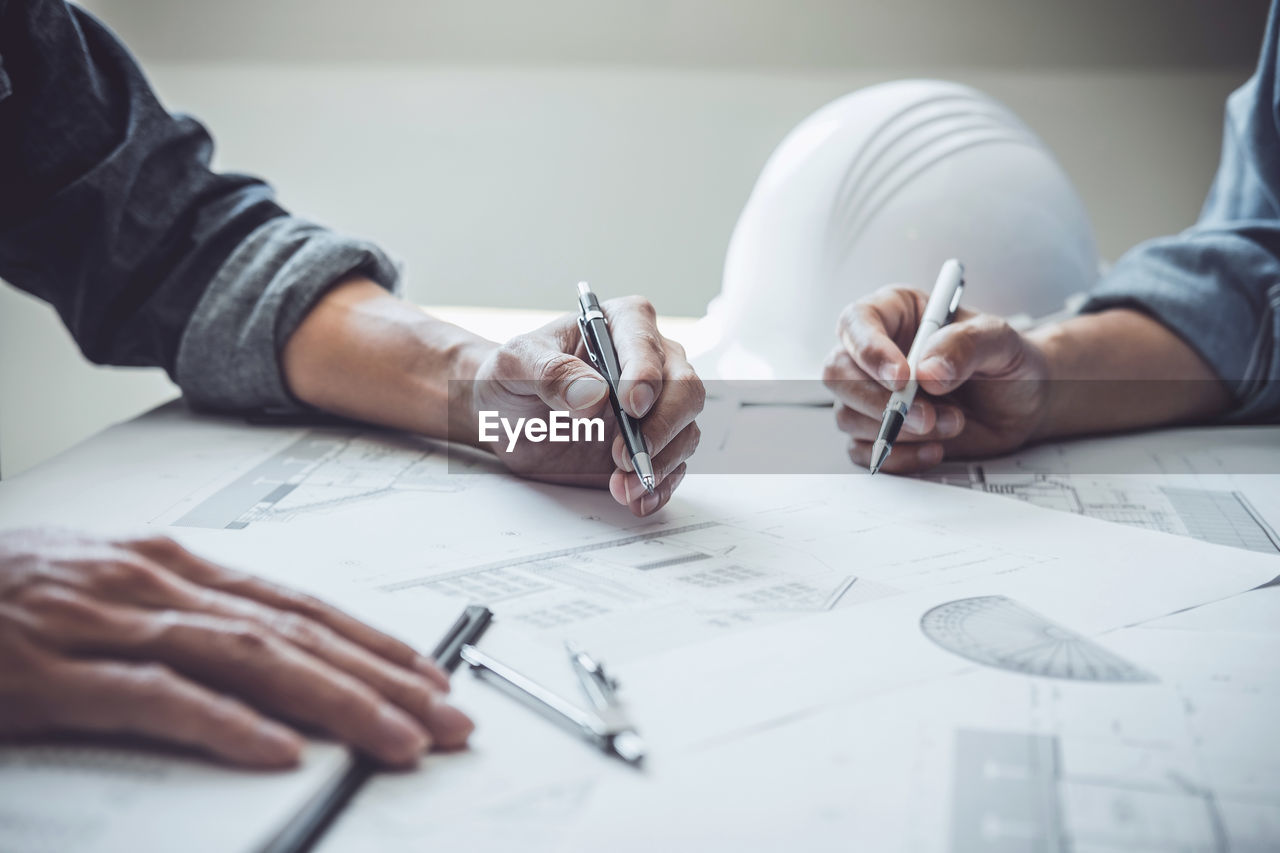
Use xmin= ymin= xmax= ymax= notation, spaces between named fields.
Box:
xmin=926 ymin=465 xmax=1280 ymax=555
xmin=172 ymin=431 xmax=466 ymax=529
xmin=381 ymin=520 xmax=892 ymax=656
xmin=950 ymin=727 xmax=1227 ymax=852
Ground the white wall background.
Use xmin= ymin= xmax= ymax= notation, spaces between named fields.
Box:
xmin=0 ymin=0 xmax=1266 ymax=477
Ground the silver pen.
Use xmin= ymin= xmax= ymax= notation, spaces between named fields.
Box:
xmin=576 ymin=282 xmax=656 ymax=494
xmin=459 ymin=642 xmax=647 ymax=765
xmin=566 ymin=642 xmax=647 ymax=764
xmin=870 ymin=260 xmax=966 ymax=474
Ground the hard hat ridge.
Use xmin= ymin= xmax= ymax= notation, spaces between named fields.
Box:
xmin=689 ymin=79 xmax=1100 ymax=391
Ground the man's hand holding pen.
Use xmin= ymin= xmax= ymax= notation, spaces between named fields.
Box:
xmin=462 ymin=292 xmax=705 ymax=517
xmin=822 ymin=280 xmax=1053 ymax=474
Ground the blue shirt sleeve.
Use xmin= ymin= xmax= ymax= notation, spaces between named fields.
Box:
xmin=1081 ymin=1 xmax=1280 ymax=422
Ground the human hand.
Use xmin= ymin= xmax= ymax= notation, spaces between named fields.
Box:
xmin=823 ymin=286 xmax=1052 ymax=474
xmin=0 ymin=529 xmax=473 ymax=768
xmin=466 ymin=296 xmax=705 ymax=516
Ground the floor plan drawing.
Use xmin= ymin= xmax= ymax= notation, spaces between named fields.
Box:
xmin=926 ymin=466 xmax=1280 ymax=555
xmin=376 ymin=502 xmax=1040 ymax=661
xmin=381 ymin=519 xmax=897 ymax=657
xmin=170 ymin=431 xmax=468 ymax=530
xmin=950 ymin=727 xmax=1224 ymax=852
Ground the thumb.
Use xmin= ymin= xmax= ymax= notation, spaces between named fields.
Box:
xmin=915 ymin=316 xmax=1025 ymax=396
xmin=533 ymin=350 xmax=609 ymax=414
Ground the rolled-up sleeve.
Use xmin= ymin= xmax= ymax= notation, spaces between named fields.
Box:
xmin=0 ymin=0 xmax=399 ymax=412
xmin=175 ymin=217 xmax=400 ymax=410
xmin=1080 ymin=3 xmax=1280 ymax=422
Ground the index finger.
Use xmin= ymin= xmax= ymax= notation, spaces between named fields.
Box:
xmin=602 ymin=295 xmax=666 ymax=418
xmin=836 ymin=287 xmax=926 ymax=391
xmin=124 ymin=537 xmax=450 ymax=692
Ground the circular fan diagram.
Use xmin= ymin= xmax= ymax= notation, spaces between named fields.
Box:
xmin=920 ymin=595 xmax=1155 ymax=682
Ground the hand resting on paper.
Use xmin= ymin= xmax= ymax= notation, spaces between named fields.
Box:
xmin=0 ymin=528 xmax=472 ymax=768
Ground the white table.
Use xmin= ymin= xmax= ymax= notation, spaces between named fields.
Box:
xmin=2 ymin=309 xmax=1278 ymax=853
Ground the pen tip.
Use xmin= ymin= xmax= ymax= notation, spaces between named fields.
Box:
xmin=869 ymin=440 xmax=890 ymax=475
xmin=641 ymin=474 xmax=656 ymax=495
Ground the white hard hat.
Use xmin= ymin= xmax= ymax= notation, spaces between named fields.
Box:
xmin=690 ymin=79 xmax=1099 ymax=383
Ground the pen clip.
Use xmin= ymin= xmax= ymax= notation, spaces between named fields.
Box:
xmin=567 ymin=642 xmax=620 ymax=711
xmin=576 ymin=314 xmax=601 ymax=368
xmin=944 ymin=279 xmax=965 ymax=325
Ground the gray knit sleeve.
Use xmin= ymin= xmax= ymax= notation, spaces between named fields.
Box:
xmin=173 ymin=217 xmax=401 ymax=411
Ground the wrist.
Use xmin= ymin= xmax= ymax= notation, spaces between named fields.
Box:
xmin=1024 ymin=320 xmax=1076 ymax=443
xmin=438 ymin=337 xmax=496 ymax=447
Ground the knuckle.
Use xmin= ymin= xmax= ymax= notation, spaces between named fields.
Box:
xmin=965 ymin=315 xmax=1001 ymax=340
xmin=617 ymin=295 xmax=657 ymax=319
xmin=492 ymin=342 xmax=525 ymax=376
xmin=536 ymin=351 xmax=581 ymax=387
xmin=667 ymin=369 xmax=706 ymax=412
xmin=835 ymin=405 xmax=857 ymax=432
xmin=332 ymin=682 xmax=382 ymax=723
xmin=631 ymin=355 xmax=665 ymax=384
xmin=289 ymin=593 xmax=332 ymax=625
xmin=690 ymin=376 xmax=707 ymax=411
xmin=95 ymin=557 xmax=165 ymax=593
xmin=218 ymin=620 xmax=274 ymax=660
xmin=972 ymin=315 xmax=1010 ymax=342
xmin=130 ymin=662 xmax=178 ymax=699
xmin=127 ymin=535 xmax=185 ymax=562
xmin=269 ymin=611 xmax=326 ymax=650
xmin=634 ymin=327 xmax=664 ymax=353
xmin=15 ymin=584 xmax=107 ymax=629
xmin=12 ymin=581 xmax=69 ymax=614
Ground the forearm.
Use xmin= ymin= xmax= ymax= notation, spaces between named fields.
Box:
xmin=1028 ymin=308 xmax=1232 ymax=441
xmin=281 ymin=277 xmax=496 ymax=440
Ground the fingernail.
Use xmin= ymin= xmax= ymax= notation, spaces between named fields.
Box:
xmin=629 ymin=383 xmax=656 ymax=417
xmin=921 ymin=444 xmax=944 ymax=465
xmin=669 ymin=467 xmax=687 ymax=491
xmin=622 ymin=478 xmax=634 ymax=504
xmin=425 ymin=695 xmax=476 ymax=750
xmin=640 ymin=492 xmax=661 ymax=515
xmin=565 ymin=376 xmax=607 ymax=411
xmin=905 ymin=404 xmax=927 ymax=434
xmin=377 ymin=704 xmax=430 ymax=760
xmin=256 ymin=721 xmax=303 ymax=763
xmin=921 ymin=356 xmax=954 ymax=384
xmin=937 ymin=409 xmax=962 ymax=436
xmin=878 ymin=364 xmax=901 ymax=388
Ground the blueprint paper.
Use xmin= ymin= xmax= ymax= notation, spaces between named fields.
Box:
xmin=922 ymin=426 xmax=1280 ymax=556
xmin=694 ymin=401 xmax=1280 ymax=555
xmin=2 ymin=403 xmax=1279 ymax=852
xmin=563 ymin=623 xmax=1280 ymax=853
